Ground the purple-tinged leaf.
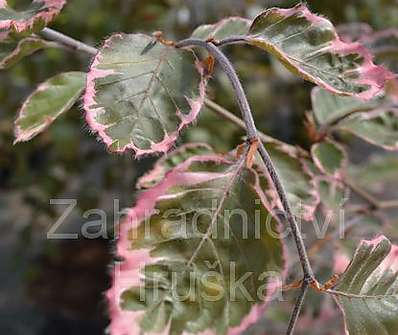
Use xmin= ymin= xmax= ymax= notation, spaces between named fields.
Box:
xmin=14 ymin=71 xmax=86 ymax=143
xmin=0 ymin=0 xmax=66 ymax=40
xmin=247 ymin=4 xmax=394 ymax=100
xmin=311 ymin=140 xmax=347 ymax=178
xmin=191 ymin=17 xmax=251 ymax=41
xmin=107 ymin=153 xmax=286 ymax=335
xmin=332 ymin=236 xmax=398 ymax=335
xmin=0 ymin=36 xmax=55 ymax=69
xmin=84 ymin=33 xmax=207 ymax=157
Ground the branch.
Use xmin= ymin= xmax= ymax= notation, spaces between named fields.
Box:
xmin=286 ymin=281 xmax=309 ymax=335
xmin=40 ymin=28 xmax=97 ymax=55
xmin=178 ymin=38 xmax=314 ymax=278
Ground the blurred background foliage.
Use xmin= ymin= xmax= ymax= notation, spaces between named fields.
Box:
xmin=0 ymin=0 xmax=397 ymax=334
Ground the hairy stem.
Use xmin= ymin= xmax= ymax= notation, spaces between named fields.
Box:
xmin=177 ymin=38 xmax=314 ymax=278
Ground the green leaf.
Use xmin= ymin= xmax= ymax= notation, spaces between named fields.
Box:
xmin=191 ymin=17 xmax=250 ymax=40
xmin=84 ymin=33 xmax=207 ymax=157
xmin=332 ymin=236 xmax=398 ymax=335
xmin=0 ymin=36 xmax=55 ymax=69
xmin=311 ymin=140 xmax=347 ymax=177
xmin=338 ymin=108 xmax=398 ymax=150
xmin=107 ymin=153 xmax=285 ymax=335
xmin=311 ymin=87 xmax=376 ymax=126
xmin=247 ymin=4 xmax=392 ymax=99
xmin=14 ymin=71 xmax=86 ymax=143
xmin=0 ymin=0 xmax=66 ymax=40
xmin=348 ymin=154 xmax=398 ymax=202
xmin=311 ymin=87 xmax=398 ymax=150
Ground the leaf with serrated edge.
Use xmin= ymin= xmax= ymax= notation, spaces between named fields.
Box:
xmin=107 ymin=153 xmax=286 ymax=335
xmin=332 ymin=236 xmax=398 ymax=335
xmin=311 ymin=140 xmax=347 ymax=178
xmin=0 ymin=36 xmax=54 ymax=69
xmin=84 ymin=33 xmax=207 ymax=157
xmin=191 ymin=17 xmax=251 ymax=41
xmin=14 ymin=71 xmax=86 ymax=143
xmin=247 ymin=4 xmax=393 ymax=100
xmin=0 ymin=0 xmax=66 ymax=40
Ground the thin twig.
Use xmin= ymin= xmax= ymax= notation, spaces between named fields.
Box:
xmin=182 ymin=39 xmax=314 ymax=276
xmin=286 ymin=281 xmax=309 ymax=335
xmin=40 ymin=28 xmax=98 ymax=55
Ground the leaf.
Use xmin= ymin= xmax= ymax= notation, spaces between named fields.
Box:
xmin=191 ymin=17 xmax=251 ymax=40
xmin=332 ymin=236 xmax=398 ymax=335
xmin=338 ymin=108 xmax=398 ymax=150
xmin=311 ymin=140 xmax=347 ymax=177
xmin=137 ymin=143 xmax=214 ymax=189
xmin=14 ymin=71 xmax=86 ymax=143
xmin=0 ymin=36 xmax=54 ymax=69
xmin=348 ymin=154 xmax=398 ymax=202
xmin=247 ymin=4 xmax=393 ymax=99
xmin=0 ymin=0 xmax=66 ymax=40
xmin=311 ymin=87 xmax=398 ymax=150
xmin=256 ymin=143 xmax=319 ymax=221
xmin=84 ymin=33 xmax=207 ymax=157
xmin=107 ymin=153 xmax=285 ymax=335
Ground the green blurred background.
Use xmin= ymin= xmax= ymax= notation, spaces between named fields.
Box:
xmin=0 ymin=0 xmax=397 ymax=334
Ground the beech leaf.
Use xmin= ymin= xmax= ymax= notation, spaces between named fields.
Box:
xmin=0 ymin=0 xmax=66 ymax=40
xmin=107 ymin=153 xmax=285 ymax=335
xmin=332 ymin=236 xmax=398 ymax=335
xmin=14 ymin=71 xmax=86 ymax=143
xmin=0 ymin=36 xmax=55 ymax=69
xmin=311 ymin=87 xmax=398 ymax=150
xmin=247 ymin=4 xmax=393 ymax=99
xmin=84 ymin=33 xmax=207 ymax=157
xmin=191 ymin=17 xmax=250 ymax=41
xmin=311 ymin=140 xmax=347 ymax=177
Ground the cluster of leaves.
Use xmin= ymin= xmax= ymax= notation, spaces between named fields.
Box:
xmin=2 ymin=1 xmax=398 ymax=335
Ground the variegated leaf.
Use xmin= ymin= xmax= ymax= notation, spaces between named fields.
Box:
xmin=107 ymin=154 xmax=285 ymax=335
xmin=191 ymin=17 xmax=250 ymax=41
xmin=0 ymin=36 xmax=55 ymax=69
xmin=84 ymin=33 xmax=207 ymax=157
xmin=311 ymin=140 xmax=347 ymax=177
xmin=311 ymin=87 xmax=398 ymax=150
xmin=332 ymin=236 xmax=398 ymax=335
xmin=14 ymin=71 xmax=86 ymax=143
xmin=247 ymin=4 xmax=393 ymax=100
xmin=0 ymin=0 xmax=66 ymax=40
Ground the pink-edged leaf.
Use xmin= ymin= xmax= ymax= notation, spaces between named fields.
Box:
xmin=0 ymin=36 xmax=55 ymax=69
xmin=84 ymin=33 xmax=207 ymax=157
xmin=0 ymin=0 xmax=66 ymax=40
xmin=107 ymin=152 xmax=286 ymax=335
xmin=332 ymin=236 xmax=398 ymax=335
xmin=247 ymin=4 xmax=394 ymax=100
xmin=14 ymin=71 xmax=86 ymax=143
xmin=191 ymin=17 xmax=251 ymax=40
xmin=137 ymin=142 xmax=214 ymax=189
xmin=311 ymin=140 xmax=348 ymax=178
